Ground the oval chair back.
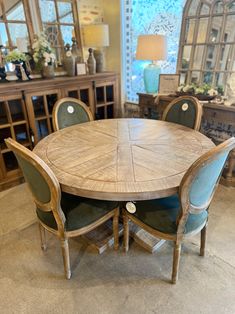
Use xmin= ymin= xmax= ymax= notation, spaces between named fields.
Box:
xmin=162 ymin=96 xmax=202 ymax=131
xmin=177 ymin=137 xmax=235 ymax=236
xmin=52 ymin=97 xmax=94 ymax=131
xmin=4 ymin=138 xmax=66 ymax=235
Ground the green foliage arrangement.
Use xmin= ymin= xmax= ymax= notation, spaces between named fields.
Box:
xmin=5 ymin=50 xmax=27 ymax=63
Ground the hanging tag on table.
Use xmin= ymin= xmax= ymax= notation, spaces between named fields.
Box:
xmin=126 ymin=202 xmax=136 ymax=214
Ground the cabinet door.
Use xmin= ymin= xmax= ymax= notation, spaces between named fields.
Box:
xmin=95 ymin=80 xmax=118 ymax=119
xmin=0 ymin=94 xmax=32 ymax=185
xmin=63 ymin=84 xmax=95 ymax=117
xmin=25 ymin=89 xmax=62 ymax=144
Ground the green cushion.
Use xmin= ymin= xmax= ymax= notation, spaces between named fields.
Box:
xmin=57 ymin=101 xmax=90 ymax=130
xmin=36 ymin=192 xmax=118 ymax=231
xmin=133 ymin=195 xmax=208 ymax=235
xmin=165 ymin=99 xmax=197 ymax=129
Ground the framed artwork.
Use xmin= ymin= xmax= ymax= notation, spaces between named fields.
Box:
xmin=158 ymin=74 xmax=180 ymax=94
xmin=76 ymin=63 xmax=87 ymax=75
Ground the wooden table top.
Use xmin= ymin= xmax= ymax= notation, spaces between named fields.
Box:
xmin=34 ymin=118 xmax=214 ymax=201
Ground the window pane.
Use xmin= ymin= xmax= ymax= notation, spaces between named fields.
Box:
xmin=203 ymin=72 xmax=213 ymax=84
xmin=197 ymin=18 xmax=208 ymax=43
xmin=188 ymin=0 xmax=200 ymax=16
xmin=6 ymin=2 xmax=26 ymax=21
xmin=185 ymin=19 xmax=195 ymax=43
xmin=57 ymin=1 xmax=74 ymax=23
xmin=0 ymin=22 xmax=8 ymax=46
xmin=8 ymin=23 xmax=28 ymax=46
xmin=218 ymin=44 xmax=231 ymax=71
xmin=44 ymin=24 xmax=60 ymax=46
xmin=213 ymin=1 xmax=223 ymax=14
xmin=224 ymin=15 xmax=235 ymax=42
xmin=215 ymin=72 xmax=224 ymax=86
xmin=205 ymin=45 xmax=218 ymax=70
xmin=210 ymin=17 xmax=222 ymax=43
xmin=182 ymin=46 xmax=191 ymax=69
xmin=200 ymin=4 xmax=210 ymax=15
xmin=191 ymin=71 xmax=200 ymax=83
xmin=193 ymin=45 xmax=205 ymax=69
xmin=227 ymin=1 xmax=235 ymax=12
xmin=179 ymin=72 xmax=187 ymax=85
xmin=39 ymin=0 xmax=56 ymax=23
xmin=60 ymin=25 xmax=74 ymax=45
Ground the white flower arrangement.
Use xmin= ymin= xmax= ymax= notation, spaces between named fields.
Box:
xmin=177 ymin=83 xmax=221 ymax=97
xmin=32 ymin=32 xmax=56 ymax=68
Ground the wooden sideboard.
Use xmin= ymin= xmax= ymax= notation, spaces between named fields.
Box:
xmin=0 ymin=72 xmax=120 ymax=191
xmin=137 ymin=93 xmax=235 ymax=187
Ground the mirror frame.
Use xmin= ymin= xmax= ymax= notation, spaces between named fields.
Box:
xmin=0 ymin=0 xmax=34 ymax=50
xmin=177 ymin=0 xmax=235 ymax=90
xmin=35 ymin=0 xmax=83 ymax=62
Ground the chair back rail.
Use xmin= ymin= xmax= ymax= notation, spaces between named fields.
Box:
xmin=5 ymin=138 xmax=66 ymax=236
xmin=52 ymin=97 xmax=93 ymax=131
xmin=177 ymin=137 xmax=235 ymax=237
xmin=162 ymin=96 xmax=202 ymax=131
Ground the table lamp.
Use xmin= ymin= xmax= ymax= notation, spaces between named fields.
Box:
xmin=136 ymin=34 xmax=167 ymax=93
xmin=82 ymin=24 xmax=109 ymax=73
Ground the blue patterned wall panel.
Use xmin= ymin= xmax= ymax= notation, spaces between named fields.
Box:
xmin=124 ymin=0 xmax=186 ymax=102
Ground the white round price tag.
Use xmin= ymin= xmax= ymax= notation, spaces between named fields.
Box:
xmin=182 ymin=103 xmax=189 ymax=111
xmin=67 ymin=105 xmax=74 ymax=114
xmin=126 ymin=202 xmax=136 ymax=214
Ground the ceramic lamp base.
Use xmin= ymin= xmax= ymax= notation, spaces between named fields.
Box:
xmin=144 ymin=63 xmax=161 ymax=93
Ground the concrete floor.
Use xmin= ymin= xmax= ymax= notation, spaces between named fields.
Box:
xmin=0 ymin=183 xmax=235 ymax=314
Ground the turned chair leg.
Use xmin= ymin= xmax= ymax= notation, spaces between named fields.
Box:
xmin=38 ymin=223 xmax=47 ymax=251
xmin=123 ymin=210 xmax=129 ymax=252
xmin=172 ymin=242 xmax=181 ymax=284
xmin=60 ymin=238 xmax=71 ymax=280
xmin=113 ymin=208 xmax=119 ymax=250
xmin=200 ymin=225 xmax=207 ymax=257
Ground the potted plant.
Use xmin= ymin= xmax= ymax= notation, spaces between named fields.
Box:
xmin=177 ymin=83 xmax=220 ymax=100
xmin=5 ymin=50 xmax=30 ymax=81
xmin=32 ymin=32 xmax=56 ymax=79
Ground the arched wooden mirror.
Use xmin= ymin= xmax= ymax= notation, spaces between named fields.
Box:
xmin=0 ymin=0 xmax=33 ymax=50
xmin=36 ymin=0 xmax=83 ymax=63
xmin=177 ymin=0 xmax=235 ymax=89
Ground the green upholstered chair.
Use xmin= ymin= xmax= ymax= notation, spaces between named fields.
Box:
xmin=5 ymin=138 xmax=119 ymax=279
xmin=52 ymin=97 xmax=93 ymax=131
xmin=123 ymin=137 xmax=235 ymax=284
xmin=162 ymin=96 xmax=202 ymax=131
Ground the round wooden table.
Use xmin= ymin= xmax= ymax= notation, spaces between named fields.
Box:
xmin=34 ymin=118 xmax=214 ymax=201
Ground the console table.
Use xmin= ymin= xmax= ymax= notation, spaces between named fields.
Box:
xmin=138 ymin=92 xmax=235 ymax=187
xmin=0 ymin=72 xmax=120 ymax=191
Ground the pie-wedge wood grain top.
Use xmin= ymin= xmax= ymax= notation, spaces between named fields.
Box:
xmin=34 ymin=119 xmax=214 ymax=201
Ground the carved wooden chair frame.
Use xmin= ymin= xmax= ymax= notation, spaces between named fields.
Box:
xmin=5 ymin=138 xmax=119 ymax=279
xmin=162 ymin=95 xmax=203 ymax=131
xmin=123 ymin=137 xmax=235 ymax=283
xmin=52 ymin=97 xmax=94 ymax=131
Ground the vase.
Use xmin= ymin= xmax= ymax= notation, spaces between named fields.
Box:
xmin=42 ymin=64 xmax=55 ymax=79
xmin=64 ymin=55 xmax=75 ymax=76
xmin=87 ymin=48 xmax=96 ymax=75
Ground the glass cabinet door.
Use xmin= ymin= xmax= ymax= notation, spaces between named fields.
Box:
xmin=0 ymin=94 xmax=32 ymax=182
xmin=25 ymin=89 xmax=61 ymax=144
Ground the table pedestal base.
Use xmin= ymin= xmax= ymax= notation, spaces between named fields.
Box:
xmin=130 ymin=222 xmax=166 ymax=253
xmin=82 ymin=220 xmax=123 ymax=254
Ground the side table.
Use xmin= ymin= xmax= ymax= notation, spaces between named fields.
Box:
xmin=138 ymin=93 xmax=175 ymax=119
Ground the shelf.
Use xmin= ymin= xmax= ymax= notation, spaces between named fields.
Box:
xmin=3 ymin=151 xmax=19 ymax=172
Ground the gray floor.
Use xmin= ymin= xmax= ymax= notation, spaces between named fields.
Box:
xmin=0 ymin=183 xmax=235 ymax=314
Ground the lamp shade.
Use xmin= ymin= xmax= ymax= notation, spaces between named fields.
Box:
xmin=136 ymin=35 xmax=167 ymax=61
xmin=82 ymin=24 xmax=109 ymax=47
